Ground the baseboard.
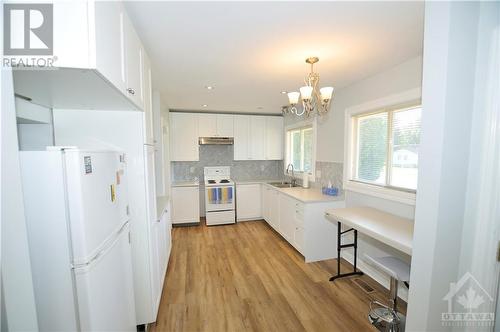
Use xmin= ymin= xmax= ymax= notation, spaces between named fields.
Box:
xmin=342 ymin=251 xmax=408 ymax=302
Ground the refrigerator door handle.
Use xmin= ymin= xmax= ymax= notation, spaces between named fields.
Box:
xmin=72 ymin=221 xmax=130 ymax=270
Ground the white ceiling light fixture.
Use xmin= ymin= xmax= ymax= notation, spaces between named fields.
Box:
xmin=283 ymin=57 xmax=334 ymax=117
xmin=202 ymin=104 xmax=208 ymax=107
xmin=205 ymin=86 xmax=214 ymax=90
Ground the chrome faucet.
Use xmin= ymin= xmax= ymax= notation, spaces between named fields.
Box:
xmin=286 ymin=163 xmax=296 ymax=187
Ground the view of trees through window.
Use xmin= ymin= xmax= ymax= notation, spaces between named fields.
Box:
xmin=355 ymin=106 xmax=421 ymax=190
xmin=288 ymin=126 xmax=313 ymax=173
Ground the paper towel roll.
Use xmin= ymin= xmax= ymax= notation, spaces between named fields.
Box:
xmin=302 ymin=172 xmax=309 ymax=188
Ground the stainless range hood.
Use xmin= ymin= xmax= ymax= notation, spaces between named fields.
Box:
xmin=198 ymin=137 xmax=234 ymax=145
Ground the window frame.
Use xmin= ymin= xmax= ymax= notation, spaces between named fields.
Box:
xmin=284 ymin=118 xmax=317 ymax=181
xmin=344 ymin=88 xmax=421 ymax=205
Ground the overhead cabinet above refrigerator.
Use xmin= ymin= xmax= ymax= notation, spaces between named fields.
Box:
xmin=13 ymin=1 xmax=148 ymax=111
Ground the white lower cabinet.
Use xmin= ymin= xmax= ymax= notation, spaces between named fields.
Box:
xmin=262 ymin=185 xmax=345 ymax=262
xmin=151 ymin=202 xmax=171 ymax=315
xmin=236 ymin=184 xmax=262 ymax=221
xmin=171 ymin=186 xmax=200 ymax=224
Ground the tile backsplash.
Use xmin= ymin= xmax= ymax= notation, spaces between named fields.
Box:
xmin=171 ymin=145 xmax=284 ymax=182
xmin=313 ymin=161 xmax=344 ymax=193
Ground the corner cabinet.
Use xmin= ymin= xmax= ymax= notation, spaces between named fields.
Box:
xmin=13 ymin=0 xmax=149 ymax=111
xmin=169 ymin=113 xmax=199 ymax=161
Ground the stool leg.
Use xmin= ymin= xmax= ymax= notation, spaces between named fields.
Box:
xmin=389 ymin=276 xmax=398 ymax=312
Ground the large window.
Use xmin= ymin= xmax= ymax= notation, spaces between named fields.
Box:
xmin=353 ymin=105 xmax=421 ymax=191
xmin=286 ymin=125 xmax=313 ymax=174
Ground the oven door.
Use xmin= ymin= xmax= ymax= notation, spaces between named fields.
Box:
xmin=205 ymin=185 xmax=234 ymax=212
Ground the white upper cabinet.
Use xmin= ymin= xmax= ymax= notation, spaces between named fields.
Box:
xmin=123 ymin=13 xmax=145 ymax=109
xmin=198 ymin=114 xmax=234 ymax=137
xmin=142 ymin=53 xmax=154 ymax=144
xmin=233 ymin=115 xmax=283 ymax=161
xmin=12 ymin=0 xmax=148 ymax=112
xmin=234 ymin=115 xmax=250 ymax=160
xmin=266 ymin=117 xmax=283 ymax=160
xmin=249 ymin=116 xmax=266 ymax=160
xmin=169 ymin=113 xmax=199 ymax=161
xmin=94 ymin=1 xmax=126 ymax=93
xmin=198 ymin=114 xmax=217 ymax=137
xmin=216 ymin=114 xmax=234 ymax=137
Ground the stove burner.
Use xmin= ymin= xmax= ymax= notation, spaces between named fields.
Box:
xmin=220 ymin=179 xmax=230 ymax=183
xmin=208 ymin=180 xmax=216 ymax=184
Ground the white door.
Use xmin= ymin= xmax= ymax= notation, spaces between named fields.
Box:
xmin=216 ymin=114 xmax=234 ymax=137
xmin=198 ymin=114 xmax=217 ymax=137
xmin=250 ymin=116 xmax=266 ymax=160
xmin=266 ymin=117 xmax=283 ymax=160
xmin=74 ymin=224 xmax=136 ymax=331
xmin=169 ymin=113 xmax=199 ymax=161
xmin=64 ymin=150 xmax=126 ymax=263
xmin=234 ymin=115 xmax=250 ymax=160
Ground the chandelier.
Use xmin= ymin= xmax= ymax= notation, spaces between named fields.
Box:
xmin=282 ymin=57 xmax=334 ymax=117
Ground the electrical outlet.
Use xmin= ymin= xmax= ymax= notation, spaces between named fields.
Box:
xmin=190 ymin=167 xmax=195 ymax=173
xmin=316 ymin=170 xmax=322 ymax=178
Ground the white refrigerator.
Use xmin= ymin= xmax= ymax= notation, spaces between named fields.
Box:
xmin=19 ymin=147 xmax=136 ymax=331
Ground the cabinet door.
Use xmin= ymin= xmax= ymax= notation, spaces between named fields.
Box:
xmin=149 ymin=218 xmax=160 ymax=314
xmin=261 ymin=186 xmax=270 ymax=223
xmin=293 ymin=226 xmax=305 ymax=254
xmin=266 ymin=117 xmax=283 ymax=160
xmin=123 ymin=12 xmax=144 ymax=108
xmin=279 ymin=195 xmax=295 ymax=242
xmin=236 ymin=184 xmax=262 ymax=221
xmin=233 ymin=115 xmax=250 ymax=160
xmin=143 ymin=54 xmax=154 ymax=144
xmin=169 ymin=113 xmax=199 ymax=161
xmin=94 ymin=1 xmax=126 ymax=93
xmin=217 ymin=114 xmax=234 ymax=137
xmin=171 ymin=187 xmax=200 ymax=224
xmin=269 ymin=190 xmax=280 ymax=231
xmin=250 ymin=116 xmax=266 ymax=160
xmin=198 ymin=114 xmax=217 ymax=137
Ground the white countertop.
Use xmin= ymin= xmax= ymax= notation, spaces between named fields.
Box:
xmin=171 ymin=180 xmax=199 ymax=187
xmin=235 ymin=180 xmax=344 ymax=203
xmin=325 ymin=206 xmax=414 ymax=255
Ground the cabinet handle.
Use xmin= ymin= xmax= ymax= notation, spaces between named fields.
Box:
xmin=127 ymin=88 xmax=135 ymax=95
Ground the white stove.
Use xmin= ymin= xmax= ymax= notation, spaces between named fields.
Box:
xmin=203 ymin=167 xmax=235 ymax=225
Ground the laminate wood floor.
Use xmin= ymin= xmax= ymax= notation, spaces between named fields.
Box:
xmin=150 ymin=220 xmax=407 ymax=332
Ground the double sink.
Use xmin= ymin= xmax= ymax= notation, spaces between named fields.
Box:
xmin=268 ymin=181 xmax=300 ymax=188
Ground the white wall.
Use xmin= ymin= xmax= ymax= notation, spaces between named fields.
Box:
xmin=406 ymin=2 xmax=500 ymax=331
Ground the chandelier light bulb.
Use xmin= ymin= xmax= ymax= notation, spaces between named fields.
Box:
xmin=299 ymin=86 xmax=313 ymax=101
xmin=287 ymin=91 xmax=300 ymax=105
xmin=320 ymin=87 xmax=334 ymax=101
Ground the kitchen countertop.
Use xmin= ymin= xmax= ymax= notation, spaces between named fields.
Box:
xmin=235 ymin=180 xmax=344 ymax=203
xmin=171 ymin=180 xmax=199 ymax=187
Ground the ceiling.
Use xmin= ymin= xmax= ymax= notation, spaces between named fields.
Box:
xmin=125 ymin=1 xmax=424 ymax=114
